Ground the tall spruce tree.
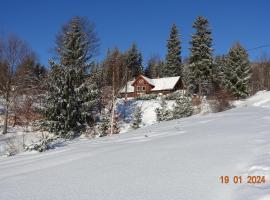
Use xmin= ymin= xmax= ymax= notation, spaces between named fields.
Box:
xmin=188 ymin=16 xmax=214 ymax=96
xmin=125 ymin=43 xmax=143 ymax=78
xmin=213 ymin=55 xmax=227 ymax=91
xmin=163 ymin=24 xmax=182 ymax=77
xmin=43 ymin=17 xmax=99 ymax=138
xmin=223 ymin=43 xmax=251 ymax=98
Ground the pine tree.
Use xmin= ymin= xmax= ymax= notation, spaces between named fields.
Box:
xmin=131 ymin=106 xmax=143 ymax=129
xmin=213 ymin=55 xmax=227 ymax=91
xmin=125 ymin=43 xmax=143 ymax=78
xmin=172 ymin=94 xmax=193 ymax=119
xmin=43 ymin=17 xmax=99 ymax=138
xmin=163 ymin=24 xmax=182 ymax=77
xmin=188 ymin=16 xmax=214 ymax=96
xmin=223 ymin=43 xmax=251 ymax=98
xmin=144 ymin=55 xmax=163 ymax=78
xmin=155 ymin=98 xmax=172 ymax=122
xmin=90 ymin=63 xmax=104 ymax=112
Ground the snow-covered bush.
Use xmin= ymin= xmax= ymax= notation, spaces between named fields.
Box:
xmin=98 ymin=109 xmax=110 ymax=137
xmin=4 ymin=136 xmax=21 ymax=156
xmin=172 ymin=94 xmax=193 ymax=119
xmin=131 ymin=106 xmax=143 ymax=129
xmin=200 ymin=96 xmax=212 ymax=114
xmin=155 ymin=98 xmax=172 ymax=122
xmin=24 ymin=133 xmax=56 ymax=152
xmin=135 ymin=94 xmax=158 ymax=100
xmin=164 ymin=90 xmax=186 ymax=100
xmin=112 ymin=113 xmax=120 ymax=134
xmin=3 ymin=133 xmax=28 ymax=157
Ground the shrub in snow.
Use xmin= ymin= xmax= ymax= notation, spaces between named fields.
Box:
xmin=4 ymin=136 xmax=21 ymax=157
xmin=200 ymin=96 xmax=212 ymax=114
xmin=155 ymin=98 xmax=172 ymax=122
xmin=98 ymin=110 xmax=110 ymax=137
xmin=164 ymin=90 xmax=185 ymax=100
xmin=112 ymin=113 xmax=120 ymax=134
xmin=131 ymin=106 xmax=143 ymax=129
xmin=135 ymin=94 xmax=158 ymax=100
xmin=172 ymin=94 xmax=193 ymax=119
xmin=209 ymin=90 xmax=232 ymax=112
xmin=24 ymin=133 xmax=56 ymax=152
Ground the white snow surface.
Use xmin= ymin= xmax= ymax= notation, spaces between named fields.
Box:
xmin=235 ymin=90 xmax=270 ymax=109
xmin=117 ymin=99 xmax=176 ymax=133
xmin=1 ymin=91 xmax=270 ymax=200
xmin=150 ymin=76 xmax=180 ymax=91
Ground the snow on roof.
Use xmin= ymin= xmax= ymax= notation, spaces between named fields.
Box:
xmin=151 ymin=76 xmax=180 ymax=91
xmin=140 ymin=75 xmax=154 ymax=86
xmin=119 ymin=80 xmax=135 ymax=93
xmin=120 ymin=76 xmax=181 ymax=93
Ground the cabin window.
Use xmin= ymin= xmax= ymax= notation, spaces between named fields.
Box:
xmin=142 ymin=86 xmax=146 ymax=91
xmin=137 ymin=86 xmax=141 ymax=91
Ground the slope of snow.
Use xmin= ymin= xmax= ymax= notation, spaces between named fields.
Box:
xmin=234 ymin=90 xmax=270 ymax=109
xmin=0 ymin=92 xmax=270 ymax=200
xmin=117 ymin=99 xmax=175 ymax=132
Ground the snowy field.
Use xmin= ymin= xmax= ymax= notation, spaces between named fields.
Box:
xmin=0 ymin=92 xmax=270 ymax=199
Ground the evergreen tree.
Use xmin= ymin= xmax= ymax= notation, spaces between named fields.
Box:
xmin=188 ymin=16 xmax=214 ymax=96
xmin=131 ymin=106 xmax=143 ymax=129
xmin=163 ymin=24 xmax=182 ymax=77
xmin=125 ymin=43 xmax=143 ymax=78
xmin=144 ymin=55 xmax=163 ymax=78
xmin=43 ymin=17 xmax=99 ymax=138
xmin=213 ymin=55 xmax=227 ymax=91
xmin=89 ymin=63 xmax=103 ymax=112
xmin=172 ymin=94 xmax=193 ymax=119
xmin=223 ymin=43 xmax=251 ymax=98
xmin=112 ymin=113 xmax=120 ymax=134
xmin=155 ymin=98 xmax=172 ymax=122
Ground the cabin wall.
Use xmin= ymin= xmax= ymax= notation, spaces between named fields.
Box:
xmin=119 ymin=76 xmax=185 ymax=98
xmin=132 ymin=77 xmax=153 ymax=96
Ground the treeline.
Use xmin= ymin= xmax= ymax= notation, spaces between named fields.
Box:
xmin=0 ymin=36 xmax=47 ymax=134
xmin=94 ymin=16 xmax=254 ymax=100
xmin=0 ymin=15 xmax=269 ymax=138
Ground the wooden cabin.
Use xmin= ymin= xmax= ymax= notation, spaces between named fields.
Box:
xmin=120 ymin=75 xmax=184 ymax=98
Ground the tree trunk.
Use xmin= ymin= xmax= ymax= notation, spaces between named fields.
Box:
xmin=3 ymin=102 xmax=8 ymax=134
xmin=110 ymin=95 xmax=115 ymax=136
xmin=110 ymin=68 xmax=115 ymax=136
xmin=123 ymin=70 xmax=128 ymax=121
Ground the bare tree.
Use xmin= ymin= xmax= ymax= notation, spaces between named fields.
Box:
xmin=0 ymin=35 xmax=34 ymax=134
xmin=99 ymin=48 xmax=128 ymax=135
xmin=251 ymin=53 xmax=270 ymax=94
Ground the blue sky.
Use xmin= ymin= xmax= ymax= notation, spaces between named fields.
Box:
xmin=1 ymin=0 xmax=270 ymax=66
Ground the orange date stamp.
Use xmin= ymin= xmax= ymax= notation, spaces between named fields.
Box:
xmin=220 ymin=176 xmax=266 ymax=184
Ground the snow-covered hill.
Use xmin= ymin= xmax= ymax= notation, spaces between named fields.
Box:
xmin=117 ymin=99 xmax=176 ymax=132
xmin=1 ymin=91 xmax=270 ymax=200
